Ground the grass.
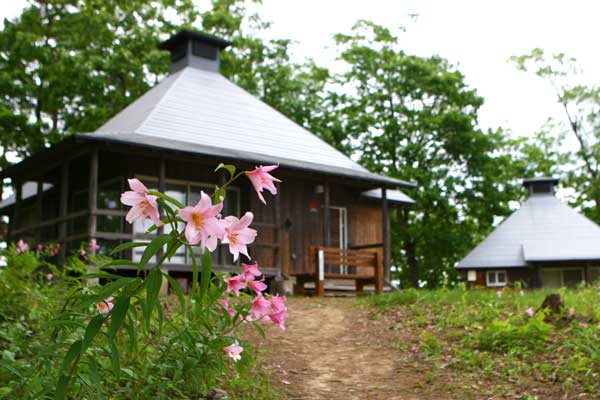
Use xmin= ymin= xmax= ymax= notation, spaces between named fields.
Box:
xmin=361 ymin=285 xmax=600 ymax=397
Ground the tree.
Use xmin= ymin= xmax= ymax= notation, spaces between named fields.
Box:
xmin=0 ymin=0 xmax=329 ymax=169
xmin=511 ymin=49 xmax=600 ymax=222
xmin=331 ymin=21 xmax=522 ymax=287
xmin=0 ymin=0 xmax=201 ymax=169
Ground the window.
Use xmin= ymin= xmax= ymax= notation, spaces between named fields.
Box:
xmin=486 ymin=270 xmax=507 ymax=287
xmin=541 ymin=268 xmax=584 ymax=288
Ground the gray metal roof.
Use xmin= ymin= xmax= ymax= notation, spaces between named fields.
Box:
xmin=361 ymin=188 xmax=415 ymax=205
xmin=86 ymin=66 xmax=413 ymax=188
xmin=456 ymin=192 xmax=600 ymax=269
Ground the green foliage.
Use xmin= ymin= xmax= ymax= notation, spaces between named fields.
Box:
xmin=329 ymin=21 xmax=523 ymax=287
xmin=364 ymin=287 xmax=600 ymax=394
xmin=0 ymin=175 xmax=284 ymax=398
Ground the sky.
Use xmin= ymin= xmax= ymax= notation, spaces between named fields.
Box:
xmin=1 ymin=0 xmax=599 ymax=140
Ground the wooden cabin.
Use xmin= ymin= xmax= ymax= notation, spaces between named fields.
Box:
xmin=456 ymin=178 xmax=600 ymax=289
xmin=0 ymin=30 xmax=415 ymax=294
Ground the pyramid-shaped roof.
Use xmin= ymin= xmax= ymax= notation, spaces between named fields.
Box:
xmin=456 ymin=186 xmax=600 ymax=269
xmin=84 ymin=64 xmax=412 ymax=188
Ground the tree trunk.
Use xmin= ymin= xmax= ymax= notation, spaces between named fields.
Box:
xmin=401 ymin=209 xmax=419 ymax=288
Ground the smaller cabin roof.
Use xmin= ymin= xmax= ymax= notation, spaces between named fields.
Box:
xmin=456 ymin=178 xmax=600 ymax=269
xmin=361 ymin=188 xmax=415 ymax=206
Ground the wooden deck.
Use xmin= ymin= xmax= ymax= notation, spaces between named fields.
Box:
xmin=292 ymin=246 xmax=384 ymax=296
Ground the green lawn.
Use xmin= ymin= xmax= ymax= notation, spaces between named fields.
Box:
xmin=361 ymin=285 xmax=600 ymax=397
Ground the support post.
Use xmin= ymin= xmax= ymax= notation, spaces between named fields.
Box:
xmin=58 ymin=161 xmax=69 ymax=265
xmin=375 ymin=250 xmax=384 ymax=294
xmin=316 ymin=248 xmax=325 ymax=296
xmin=157 ymin=157 xmax=169 ymax=296
xmin=381 ymin=187 xmax=391 ymax=283
xmin=88 ymin=148 xmax=99 ymax=239
xmin=274 ymin=185 xmax=282 ymax=274
xmin=13 ymin=179 xmax=22 ymax=237
xmin=87 ymin=149 xmax=99 ymax=284
xmin=36 ymin=180 xmax=44 ymax=242
xmin=218 ymin=170 xmax=227 ymax=267
xmin=323 ymin=181 xmax=331 ymax=247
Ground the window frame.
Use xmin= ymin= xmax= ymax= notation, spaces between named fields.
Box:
xmin=486 ymin=270 xmax=507 ymax=287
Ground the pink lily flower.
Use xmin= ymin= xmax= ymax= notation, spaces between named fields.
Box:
xmin=269 ymin=295 xmax=287 ymax=313
xmin=245 ymin=165 xmax=281 ymax=205
xmin=519 ymin=289 xmax=524 ymax=296
xmin=250 ymin=294 xmax=271 ymax=320
xmin=120 ymin=179 xmax=163 ymax=227
xmin=96 ymin=297 xmax=114 ymax=314
xmin=37 ymin=244 xmax=44 ymax=252
xmin=178 ymin=191 xmax=224 ymax=251
xmin=568 ymin=307 xmax=575 ymax=317
xmin=225 ymin=275 xmax=247 ymax=296
xmin=269 ymin=309 xmax=288 ymax=330
xmin=525 ymin=307 xmax=535 ymax=317
xmin=242 ymin=262 xmax=262 ymax=281
xmin=224 ymin=342 xmax=243 ymax=362
xmin=495 ymin=290 xmax=502 ymax=298
xmin=247 ymin=277 xmax=267 ymax=295
xmin=49 ymin=243 xmax=60 ymax=257
xmin=222 ymin=212 xmax=257 ymax=261
xmin=46 ymin=273 xmax=54 ymax=281
xmin=89 ymin=238 xmax=101 ymax=254
xmin=217 ymin=298 xmax=236 ymax=318
xmin=579 ymin=322 xmax=589 ymax=329
xmin=16 ymin=239 xmax=28 ymax=254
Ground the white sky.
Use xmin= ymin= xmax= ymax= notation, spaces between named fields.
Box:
xmin=1 ymin=0 xmax=599 ymax=139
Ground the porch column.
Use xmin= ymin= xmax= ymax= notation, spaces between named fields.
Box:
xmin=58 ymin=161 xmax=69 ymax=265
xmin=218 ymin=170 xmax=227 ymax=266
xmin=88 ymin=148 xmax=99 ymax=239
xmin=36 ymin=179 xmax=44 ymax=242
xmin=274 ymin=185 xmax=282 ymax=274
xmin=381 ymin=187 xmax=391 ymax=283
xmin=157 ymin=157 xmax=169 ymax=296
xmin=323 ymin=181 xmax=331 ymax=247
xmin=12 ymin=179 xmax=22 ymax=239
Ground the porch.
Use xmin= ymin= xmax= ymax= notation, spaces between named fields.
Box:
xmin=0 ymin=139 xmax=414 ymax=294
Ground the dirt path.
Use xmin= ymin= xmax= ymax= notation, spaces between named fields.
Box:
xmin=256 ymin=297 xmax=434 ymax=400
xmin=254 ymin=297 xmax=572 ymax=400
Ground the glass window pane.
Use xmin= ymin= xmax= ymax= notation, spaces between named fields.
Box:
xmin=541 ymin=269 xmax=562 ymax=289
xmin=98 ymin=179 xmax=122 ymax=210
xmin=563 ymin=269 xmax=584 ymax=287
xmin=488 ymin=272 xmax=496 ymax=284
xmin=497 ymin=271 xmax=506 ymax=283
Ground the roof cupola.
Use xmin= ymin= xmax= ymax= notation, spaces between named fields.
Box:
xmin=158 ymin=30 xmax=231 ymax=74
xmin=522 ymin=177 xmax=559 ymax=197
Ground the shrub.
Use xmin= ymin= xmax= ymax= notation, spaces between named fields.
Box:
xmin=0 ymin=163 xmax=286 ymax=399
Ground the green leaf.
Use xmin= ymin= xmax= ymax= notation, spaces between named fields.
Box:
xmin=108 ymin=296 xmax=130 ymax=339
xmin=148 ymin=190 xmax=185 ymax=209
xmin=109 ymin=242 xmax=147 ymax=256
xmin=214 ymin=163 xmax=236 ymax=178
xmin=54 ymin=374 xmax=70 ymax=400
xmin=139 ymin=233 xmax=172 ymax=269
xmin=199 ymin=249 xmax=213 ymax=303
xmin=76 ymin=277 xmax=137 ymax=309
xmin=82 ymin=315 xmax=104 ymax=352
xmin=59 ymin=339 xmax=82 ymax=375
xmin=187 ymin=246 xmax=199 ymax=298
xmin=99 ymin=259 xmax=139 ymax=268
xmin=165 ymin=239 xmax=183 ymax=261
xmin=143 ymin=267 xmax=163 ymax=329
xmin=108 ymin=338 xmax=120 ymax=376
xmin=164 ymin=273 xmax=186 ymax=313
xmin=214 ymin=187 xmax=226 ymax=202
